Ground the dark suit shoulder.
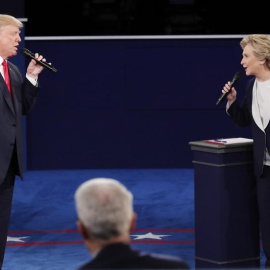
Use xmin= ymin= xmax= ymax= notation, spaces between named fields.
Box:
xmin=135 ymin=250 xmax=189 ymax=269
xmin=78 ymin=243 xmax=189 ymax=269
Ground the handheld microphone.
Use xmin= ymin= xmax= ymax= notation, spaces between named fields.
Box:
xmin=21 ymin=48 xmax=57 ymax=73
xmin=216 ymin=72 xmax=242 ymax=105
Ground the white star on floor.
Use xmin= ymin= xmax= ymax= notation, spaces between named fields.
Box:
xmin=7 ymin=236 xmax=29 ymax=242
xmin=131 ymin=232 xmax=170 ymax=240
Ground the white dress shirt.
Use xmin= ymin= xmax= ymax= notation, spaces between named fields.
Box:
xmin=252 ymin=79 xmax=270 ymax=165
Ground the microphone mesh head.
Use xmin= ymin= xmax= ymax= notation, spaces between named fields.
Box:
xmin=232 ymin=72 xmax=242 ymax=85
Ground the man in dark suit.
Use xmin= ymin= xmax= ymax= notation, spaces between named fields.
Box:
xmin=0 ymin=14 xmax=47 ymax=268
xmin=74 ymin=177 xmax=189 ymax=269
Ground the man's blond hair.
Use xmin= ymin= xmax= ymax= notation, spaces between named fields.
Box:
xmin=0 ymin=14 xmax=23 ymax=30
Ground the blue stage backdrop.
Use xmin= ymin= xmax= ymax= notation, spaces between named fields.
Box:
xmin=24 ymin=37 xmax=252 ymax=170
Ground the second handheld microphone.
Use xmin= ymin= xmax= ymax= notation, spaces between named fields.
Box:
xmin=21 ymin=48 xmax=57 ymax=73
xmin=216 ymin=72 xmax=242 ymax=105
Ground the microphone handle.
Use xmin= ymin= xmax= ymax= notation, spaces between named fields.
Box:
xmin=216 ymin=87 xmax=233 ymax=105
xmin=216 ymin=72 xmax=242 ymax=105
xmin=21 ymin=48 xmax=57 ymax=73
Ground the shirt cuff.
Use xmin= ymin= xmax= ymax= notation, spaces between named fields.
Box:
xmin=26 ymin=74 xmax=38 ymax=86
xmin=226 ymin=101 xmax=231 ymax=115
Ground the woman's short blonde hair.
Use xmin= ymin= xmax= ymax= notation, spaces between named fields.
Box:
xmin=240 ymin=34 xmax=270 ymax=69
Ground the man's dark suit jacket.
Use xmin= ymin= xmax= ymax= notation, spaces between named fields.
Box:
xmin=228 ymin=77 xmax=268 ymax=177
xmin=78 ymin=243 xmax=189 ymax=269
xmin=0 ymin=60 xmax=39 ymax=184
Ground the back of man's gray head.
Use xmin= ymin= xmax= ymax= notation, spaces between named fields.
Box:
xmin=74 ymin=177 xmax=134 ymax=239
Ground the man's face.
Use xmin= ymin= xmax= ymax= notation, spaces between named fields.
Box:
xmin=0 ymin=24 xmax=21 ymax=59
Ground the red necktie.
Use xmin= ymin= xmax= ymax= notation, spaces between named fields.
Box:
xmin=2 ymin=60 xmax=11 ymax=95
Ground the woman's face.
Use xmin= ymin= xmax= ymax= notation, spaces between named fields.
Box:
xmin=241 ymin=44 xmax=264 ymax=77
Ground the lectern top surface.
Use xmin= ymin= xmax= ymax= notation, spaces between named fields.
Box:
xmin=189 ymin=138 xmax=253 ymax=153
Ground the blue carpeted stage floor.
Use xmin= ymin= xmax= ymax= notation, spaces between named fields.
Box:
xmin=3 ymin=169 xmax=266 ymax=269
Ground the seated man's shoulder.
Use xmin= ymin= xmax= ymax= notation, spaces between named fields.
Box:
xmin=137 ymin=250 xmax=189 ymax=269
